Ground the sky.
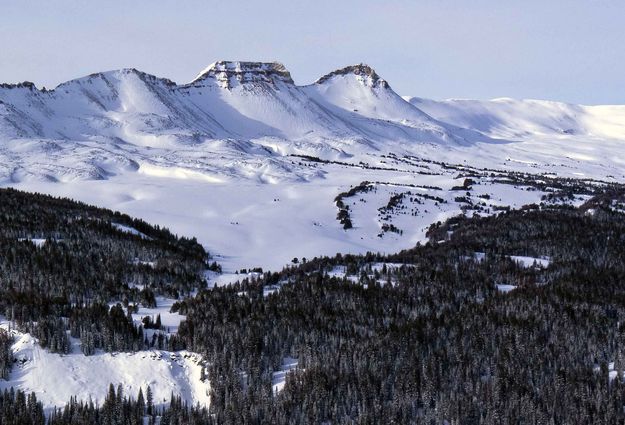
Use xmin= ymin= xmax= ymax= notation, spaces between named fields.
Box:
xmin=0 ymin=0 xmax=623 ymax=104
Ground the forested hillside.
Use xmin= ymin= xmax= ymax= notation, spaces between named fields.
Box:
xmin=0 ymin=188 xmax=208 ymax=356
xmin=3 ymin=187 xmax=625 ymax=424
xmin=171 ymin=188 xmax=625 ymax=424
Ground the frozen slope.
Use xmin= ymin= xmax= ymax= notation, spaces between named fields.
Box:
xmin=1 ymin=61 xmax=478 ymax=183
xmin=0 ymin=319 xmax=209 ymax=414
xmin=407 ymin=96 xmax=625 ymax=141
xmin=0 ymin=63 xmax=462 ymax=147
xmin=307 ymin=65 xmax=446 ymax=142
xmin=0 ymin=61 xmax=624 ymax=262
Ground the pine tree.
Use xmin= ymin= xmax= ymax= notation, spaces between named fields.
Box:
xmin=137 ymin=387 xmax=146 ymax=419
xmin=146 ymin=384 xmax=154 ymax=416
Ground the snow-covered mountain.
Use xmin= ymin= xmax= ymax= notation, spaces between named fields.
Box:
xmin=2 ymin=60 xmax=625 ymax=271
xmin=0 ymin=62 xmax=486 ymax=182
xmin=0 ymin=61 xmax=476 ymax=144
xmin=0 ymin=63 xmax=458 ymax=186
xmin=2 ymin=60 xmax=624 ymax=184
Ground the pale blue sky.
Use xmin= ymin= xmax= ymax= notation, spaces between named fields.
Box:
xmin=1 ymin=0 xmax=623 ymax=104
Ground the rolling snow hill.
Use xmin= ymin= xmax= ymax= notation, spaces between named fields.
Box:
xmin=406 ymin=96 xmax=625 ymax=141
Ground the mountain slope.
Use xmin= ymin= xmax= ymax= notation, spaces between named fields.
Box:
xmin=4 ymin=60 xmax=624 ymax=185
xmin=2 ymin=60 xmax=625 ymax=276
xmin=0 ymin=62 xmax=462 ymax=148
xmin=407 ymin=96 xmax=625 ymax=140
xmin=1 ymin=61 xmax=488 ymax=183
xmin=305 ymin=64 xmax=457 ymax=144
xmin=0 ymin=187 xmax=211 ymax=411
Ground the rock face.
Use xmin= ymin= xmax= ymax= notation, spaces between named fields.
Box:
xmin=192 ymin=61 xmax=294 ymax=89
xmin=0 ymin=81 xmax=37 ymax=90
xmin=315 ymin=64 xmax=390 ymax=89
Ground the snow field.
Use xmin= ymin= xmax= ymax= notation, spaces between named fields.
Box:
xmin=0 ymin=319 xmax=210 ymax=413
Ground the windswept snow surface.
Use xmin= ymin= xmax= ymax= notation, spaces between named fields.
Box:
xmin=7 ymin=149 xmax=594 ymax=276
xmin=3 ymin=61 xmax=624 ymax=186
xmin=6 ymin=162 xmax=550 ymax=274
xmin=406 ymin=96 xmax=625 ymax=141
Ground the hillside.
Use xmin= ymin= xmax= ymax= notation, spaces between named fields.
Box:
xmin=407 ymin=96 xmax=625 ymax=140
xmin=2 ymin=60 xmax=625 ymax=276
xmin=3 ymin=186 xmax=625 ymax=423
xmin=173 ymin=191 xmax=625 ymax=424
xmin=0 ymin=188 xmax=211 ymax=411
xmin=0 ymin=62 xmax=477 ymax=184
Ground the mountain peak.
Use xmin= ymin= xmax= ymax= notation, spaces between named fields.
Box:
xmin=315 ymin=64 xmax=389 ymax=89
xmin=192 ymin=61 xmax=294 ymax=88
